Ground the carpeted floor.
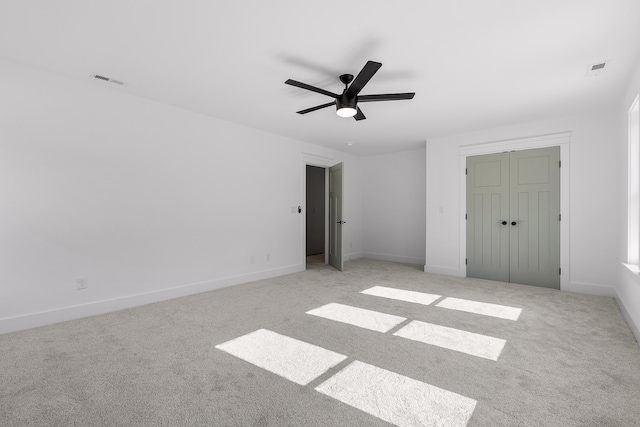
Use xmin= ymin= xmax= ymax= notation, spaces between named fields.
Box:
xmin=1 ymin=258 xmax=639 ymax=426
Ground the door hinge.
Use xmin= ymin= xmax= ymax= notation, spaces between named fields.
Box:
xmin=559 ymin=160 xmax=561 ymax=168
xmin=465 ymin=213 xmax=467 ymax=220
xmin=465 ymin=258 xmax=468 ymax=265
xmin=465 ymin=168 xmax=467 ymax=175
xmin=559 ymin=214 xmax=561 ymax=221
xmin=559 ymin=268 xmax=561 ymax=275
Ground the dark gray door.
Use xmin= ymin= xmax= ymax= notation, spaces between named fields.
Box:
xmin=306 ymin=165 xmax=325 ymax=256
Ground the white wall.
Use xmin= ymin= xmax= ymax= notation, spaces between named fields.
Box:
xmin=361 ymin=148 xmax=426 ymax=265
xmin=617 ymin=57 xmax=640 ymax=341
xmin=0 ymin=59 xmax=362 ymax=334
xmin=425 ymin=112 xmax=619 ymax=297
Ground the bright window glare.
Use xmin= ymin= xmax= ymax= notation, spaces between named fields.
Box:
xmin=628 ymin=95 xmax=640 ymax=264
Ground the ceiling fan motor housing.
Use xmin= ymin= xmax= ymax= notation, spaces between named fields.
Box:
xmin=337 ymin=93 xmax=357 ymax=111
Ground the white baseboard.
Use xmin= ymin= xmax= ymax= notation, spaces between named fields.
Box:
xmin=423 ymin=264 xmax=466 ymax=277
xmin=0 ymin=264 xmax=305 ymax=335
xmin=361 ymin=252 xmax=425 ymax=265
xmin=616 ymin=295 xmax=640 ymax=343
xmin=562 ymin=281 xmax=618 ymax=297
xmin=344 ymin=252 xmax=364 ymax=261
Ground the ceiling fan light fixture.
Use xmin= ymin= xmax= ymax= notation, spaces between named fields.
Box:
xmin=336 ymin=107 xmax=357 ymax=117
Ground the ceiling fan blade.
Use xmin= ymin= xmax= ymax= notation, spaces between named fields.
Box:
xmin=353 ymin=107 xmax=366 ymax=121
xmin=345 ymin=61 xmax=382 ymax=98
xmin=357 ymin=93 xmax=415 ymax=102
xmin=296 ymin=101 xmax=336 ymax=115
xmin=285 ymin=79 xmax=339 ymax=98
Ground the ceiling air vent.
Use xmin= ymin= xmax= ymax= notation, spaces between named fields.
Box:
xmin=91 ymin=74 xmax=125 ymax=86
xmin=585 ymin=61 xmax=609 ymax=77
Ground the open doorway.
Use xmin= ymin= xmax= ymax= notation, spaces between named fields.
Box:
xmin=301 ymin=156 xmax=344 ymax=271
xmin=306 ymin=165 xmax=326 ymax=268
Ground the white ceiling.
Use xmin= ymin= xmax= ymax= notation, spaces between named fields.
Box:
xmin=1 ymin=1 xmax=639 ymax=156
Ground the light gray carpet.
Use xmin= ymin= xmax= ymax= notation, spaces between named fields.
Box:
xmin=1 ymin=258 xmax=639 ymax=426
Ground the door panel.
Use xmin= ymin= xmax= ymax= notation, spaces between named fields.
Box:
xmin=509 ymin=147 xmax=560 ymax=288
xmin=329 ymin=162 xmax=344 ymax=271
xmin=466 ymin=153 xmax=509 ymax=282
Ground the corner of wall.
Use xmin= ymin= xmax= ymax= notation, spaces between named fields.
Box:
xmin=617 ymin=265 xmax=640 ymax=343
xmin=562 ymin=281 xmax=618 ymax=298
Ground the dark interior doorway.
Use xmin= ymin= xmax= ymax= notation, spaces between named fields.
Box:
xmin=306 ymin=165 xmax=325 ymax=256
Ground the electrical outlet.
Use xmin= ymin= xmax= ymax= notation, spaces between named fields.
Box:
xmin=77 ymin=277 xmax=88 ymax=290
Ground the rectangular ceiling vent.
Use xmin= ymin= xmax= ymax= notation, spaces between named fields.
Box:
xmin=585 ymin=61 xmax=609 ymax=77
xmin=91 ymin=74 xmax=125 ymax=86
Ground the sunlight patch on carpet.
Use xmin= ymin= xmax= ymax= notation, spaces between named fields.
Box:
xmin=306 ymin=303 xmax=406 ymax=333
xmin=215 ymin=329 xmax=347 ymax=385
xmin=360 ymin=286 xmax=441 ymax=306
xmin=316 ymin=360 xmax=476 ymax=427
xmin=436 ymin=297 xmax=522 ymax=320
xmin=394 ymin=320 xmax=506 ymax=361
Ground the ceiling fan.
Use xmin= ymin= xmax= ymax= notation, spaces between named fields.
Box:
xmin=285 ymin=60 xmax=415 ymax=121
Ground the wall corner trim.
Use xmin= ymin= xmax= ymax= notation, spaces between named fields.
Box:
xmin=616 ymin=295 xmax=640 ymax=344
xmin=302 ymin=152 xmax=335 ymax=165
xmin=562 ymin=280 xmax=617 ymax=297
xmin=459 ymin=131 xmax=572 ymax=156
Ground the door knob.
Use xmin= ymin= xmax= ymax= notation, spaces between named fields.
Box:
xmin=511 ymin=221 xmax=517 ymax=226
xmin=337 ymin=221 xmax=346 ymax=224
xmin=501 ymin=221 xmax=507 ymax=225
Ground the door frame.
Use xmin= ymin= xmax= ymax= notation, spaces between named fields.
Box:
xmin=301 ymin=153 xmax=334 ymax=268
xmin=459 ymin=132 xmax=571 ymax=290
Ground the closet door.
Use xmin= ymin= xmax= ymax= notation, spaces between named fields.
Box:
xmin=466 ymin=152 xmax=510 ymax=282
xmin=466 ymin=147 xmax=560 ymax=289
xmin=509 ymin=147 xmax=560 ymax=288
